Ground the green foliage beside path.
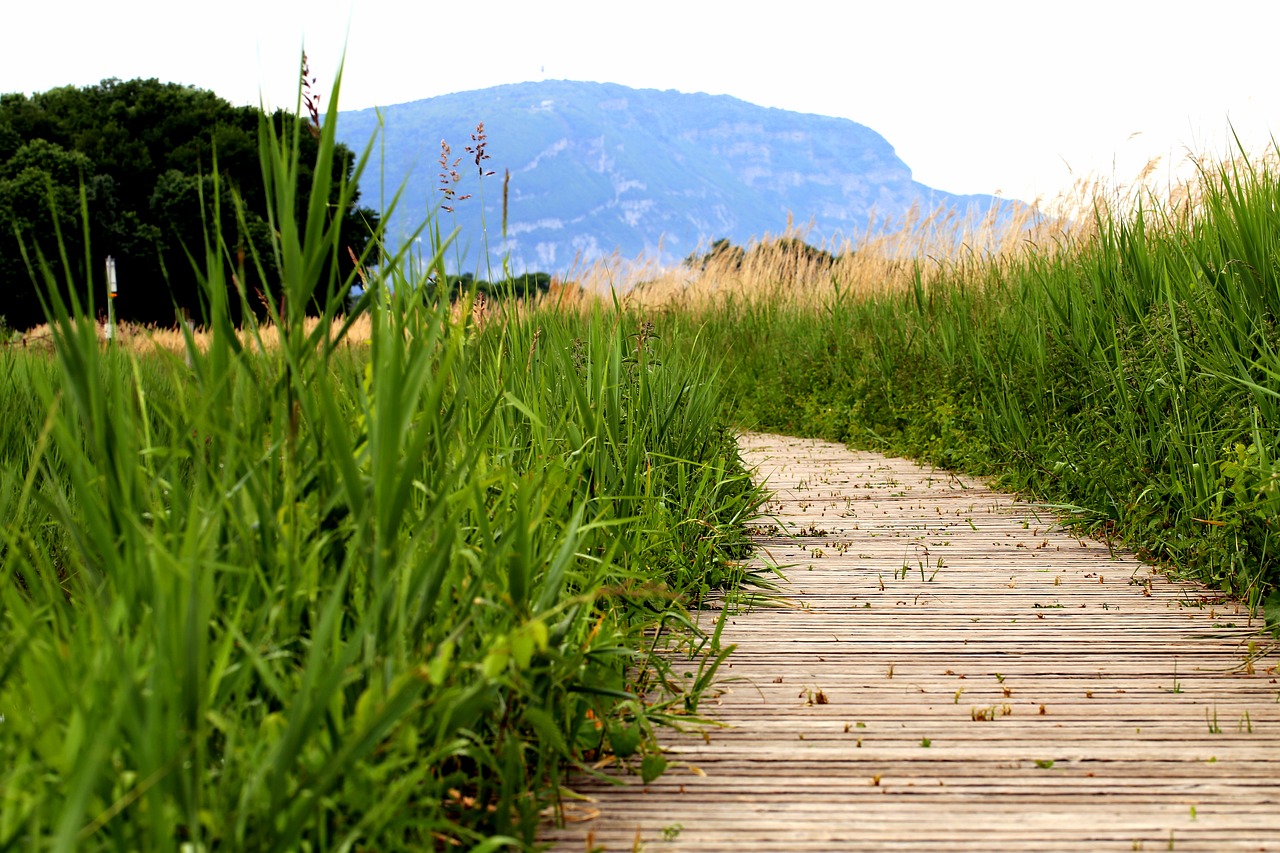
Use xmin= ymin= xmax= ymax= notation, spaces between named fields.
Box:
xmin=0 ymin=79 xmax=762 ymax=850
xmin=675 ymin=162 xmax=1280 ymax=612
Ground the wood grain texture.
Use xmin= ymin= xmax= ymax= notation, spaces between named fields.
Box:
xmin=541 ymin=434 xmax=1280 ymax=852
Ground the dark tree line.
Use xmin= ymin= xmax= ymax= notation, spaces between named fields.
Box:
xmin=442 ymin=271 xmax=553 ymax=299
xmin=0 ymin=77 xmax=378 ymax=331
xmin=684 ymin=236 xmax=838 ymax=271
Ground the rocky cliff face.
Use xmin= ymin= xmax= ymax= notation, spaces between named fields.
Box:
xmin=337 ymin=80 xmax=1008 ymax=273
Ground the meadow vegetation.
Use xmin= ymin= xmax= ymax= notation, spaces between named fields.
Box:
xmin=629 ymin=157 xmax=1280 ymax=616
xmin=3 ymin=60 xmax=1279 ymax=852
xmin=0 ymin=75 xmax=763 ymax=850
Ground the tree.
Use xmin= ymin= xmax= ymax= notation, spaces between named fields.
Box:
xmin=685 ymin=237 xmax=747 ymax=271
xmin=0 ymin=78 xmax=379 ymax=330
xmin=0 ymin=139 xmax=94 ymax=326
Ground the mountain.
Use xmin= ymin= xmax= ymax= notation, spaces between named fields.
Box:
xmin=336 ymin=81 xmax=1011 ymax=274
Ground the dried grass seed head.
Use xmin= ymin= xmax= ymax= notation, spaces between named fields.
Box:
xmin=300 ymin=52 xmax=321 ymax=139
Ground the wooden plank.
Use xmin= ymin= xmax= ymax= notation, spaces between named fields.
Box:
xmin=541 ymin=434 xmax=1280 ymax=851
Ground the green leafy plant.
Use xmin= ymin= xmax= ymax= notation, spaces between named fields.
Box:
xmin=662 ymin=145 xmax=1280 ymax=606
xmin=0 ymin=56 xmax=765 ymax=851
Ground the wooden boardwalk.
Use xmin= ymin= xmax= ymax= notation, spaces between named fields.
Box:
xmin=542 ymin=434 xmax=1280 ymax=852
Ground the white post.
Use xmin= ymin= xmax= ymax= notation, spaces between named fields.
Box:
xmin=105 ymin=256 xmax=118 ymax=342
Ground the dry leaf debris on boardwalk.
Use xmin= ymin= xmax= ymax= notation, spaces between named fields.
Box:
xmin=542 ymin=434 xmax=1280 ymax=852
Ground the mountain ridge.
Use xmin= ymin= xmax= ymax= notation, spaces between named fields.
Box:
xmin=336 ymin=80 xmax=1013 ymax=273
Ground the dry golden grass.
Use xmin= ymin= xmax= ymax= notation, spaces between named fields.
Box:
xmin=8 ymin=314 xmax=377 ymax=356
xmin=588 ymin=201 xmax=1071 ymax=312
xmin=561 ymin=152 xmax=1271 ymax=314
xmin=9 ymin=150 xmax=1266 ymax=347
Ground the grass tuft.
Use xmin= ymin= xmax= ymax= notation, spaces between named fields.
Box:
xmin=0 ymin=59 xmax=765 ymax=850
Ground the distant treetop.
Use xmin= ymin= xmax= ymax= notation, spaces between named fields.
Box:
xmin=0 ymin=77 xmax=379 ymax=330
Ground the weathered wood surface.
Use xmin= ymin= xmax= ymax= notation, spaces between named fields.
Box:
xmin=542 ymin=434 xmax=1280 ymax=852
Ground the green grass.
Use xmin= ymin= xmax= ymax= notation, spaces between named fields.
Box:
xmin=662 ymin=155 xmax=1280 ymax=614
xmin=8 ymin=58 xmax=1280 ymax=853
xmin=0 ymin=70 xmax=764 ymax=851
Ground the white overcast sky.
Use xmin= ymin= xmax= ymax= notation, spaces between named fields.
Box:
xmin=4 ymin=0 xmax=1277 ymax=205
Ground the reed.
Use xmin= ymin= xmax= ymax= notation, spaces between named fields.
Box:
xmin=0 ymin=63 xmax=764 ymax=851
xmin=556 ymin=198 xmax=1072 ymax=311
xmin=660 ymin=151 xmax=1280 ymax=614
